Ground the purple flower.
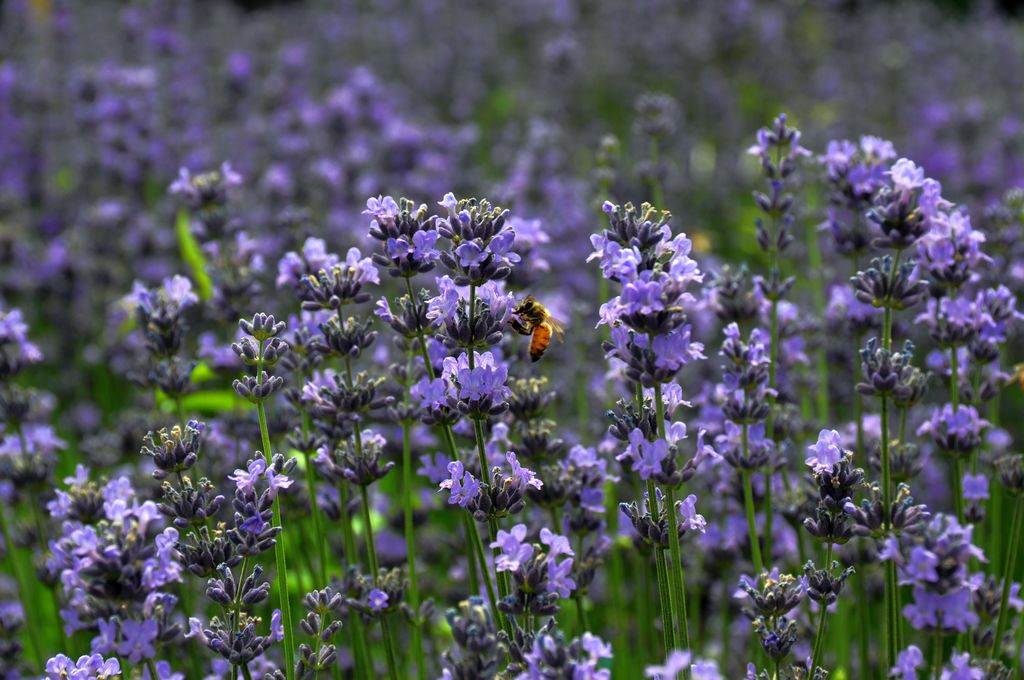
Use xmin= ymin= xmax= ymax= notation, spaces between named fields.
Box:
xmin=587 ymin=235 xmax=642 ymax=282
xmin=545 ymin=552 xmax=576 ymax=598
xmin=677 ymin=494 xmax=707 ymax=533
xmin=46 ymin=653 xmax=121 ymax=679
xmin=540 ymin=528 xmax=574 ymax=559
xmin=940 ymin=653 xmax=983 ymax=680
xmin=270 ymin=609 xmax=284 ymax=641
xmin=417 ymin=452 xmax=450 ymax=484
xmin=229 ymin=458 xmax=267 ymax=495
xmin=276 ymin=237 xmax=339 ymax=289
xmin=904 ymin=584 xmax=978 ymax=634
xmin=621 ymin=278 xmax=664 ymax=316
xmin=439 ymin=461 xmax=480 ymax=508
xmin=902 ymin=546 xmax=939 ymax=584
xmin=0 ymin=306 xmax=43 ymax=364
xmin=438 ymin=192 xmax=458 ymax=216
xmin=806 ymin=429 xmax=846 ymax=471
xmin=264 ymin=465 xmax=293 ymax=498
xmin=455 ymin=241 xmax=485 ymax=267
xmin=651 ymin=326 xmax=705 ymax=372
xmin=491 ymin=524 xmax=534 ymax=572
xmin=411 ymin=377 xmax=447 ymax=410
xmin=117 ymin=618 xmax=158 ymax=662
xmin=368 ymin=589 xmax=389 ymax=611
xmin=962 ymin=473 xmax=989 ymax=501
xmin=619 ymin=429 xmax=666 ymax=480
xmin=343 ymin=247 xmax=380 ymax=286
xmin=888 ymin=158 xmax=926 ymax=194
xmin=363 ymin=194 xmax=399 ymax=221
xmin=505 ymin=452 xmax=543 ymax=492
xmin=646 ymin=650 xmax=692 ymax=679
xmin=427 ymin=275 xmax=460 ymax=323
xmin=441 ymin=351 xmax=511 ymax=405
xmin=890 ymin=645 xmax=924 ymax=680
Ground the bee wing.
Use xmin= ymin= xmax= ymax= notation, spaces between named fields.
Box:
xmin=547 ymin=317 xmax=566 ymax=342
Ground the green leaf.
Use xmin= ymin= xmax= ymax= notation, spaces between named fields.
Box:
xmin=175 ymin=209 xmax=213 ymax=301
xmin=190 ymin=361 xmax=218 ymax=384
xmin=156 ymin=388 xmax=248 ymax=415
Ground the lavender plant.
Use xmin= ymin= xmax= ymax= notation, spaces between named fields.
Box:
xmin=7 ymin=4 xmax=1024 ymax=679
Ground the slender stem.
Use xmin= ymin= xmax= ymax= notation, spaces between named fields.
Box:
xmin=337 ymin=483 xmax=368 ymax=677
xmin=855 ymin=570 xmax=871 ymax=676
xmin=655 ymin=381 xmax=690 ymax=652
xmin=400 ymin=351 xmax=425 ymax=680
xmin=993 ymin=494 xmax=1024 ymax=660
xmin=575 ymin=595 xmax=589 ymax=635
xmin=297 ymin=401 xmax=328 ymax=586
xmin=359 ymin=486 xmax=380 ymax=576
xmin=361 ymin=486 xmax=399 ymax=680
xmin=606 ymin=479 xmax=628 ymax=676
xmin=0 ymin=503 xmax=41 ymax=666
xmin=653 ymin=544 xmax=675 ymax=652
xmin=466 ymin=517 xmax=502 ymax=630
xmin=805 ymin=219 xmax=830 ymax=426
xmin=740 ymin=428 xmax=764 ymax=576
xmin=763 ymin=470 xmax=774 ymax=566
xmin=950 ymin=346 xmax=960 ymax=413
xmin=932 ymin=630 xmax=943 ymax=680
xmin=886 ymin=558 xmax=900 ymax=670
xmin=809 ymin=545 xmax=835 ymax=672
xmin=241 ymin=663 xmax=254 ymax=680
xmin=880 ymin=396 xmax=892 ymax=525
xmin=257 ymin=399 xmax=297 ymax=680
xmin=145 ymin=659 xmax=161 ymax=680
xmin=472 ymin=416 xmax=511 ymax=613
xmin=952 ymin=458 xmax=965 ymax=525
xmin=468 ymin=285 xmax=477 ymax=369
xmin=379 ymin=615 xmax=400 ymax=680
xmin=28 ymin=491 xmax=68 ymax=653
xmin=404 ymin=277 xmax=436 ymax=381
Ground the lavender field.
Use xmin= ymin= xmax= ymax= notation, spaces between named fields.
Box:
xmin=4 ymin=0 xmax=1024 ymax=678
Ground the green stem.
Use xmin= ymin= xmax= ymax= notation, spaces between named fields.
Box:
xmin=653 ymin=544 xmax=675 ymax=652
xmin=993 ymin=494 xmax=1024 ymax=660
xmin=338 ymin=483 xmax=369 ymax=677
xmin=241 ymin=663 xmax=254 ymax=680
xmin=655 ymin=380 xmax=690 ymax=653
xmin=361 ymin=486 xmax=399 ymax=680
xmin=806 ymin=224 xmax=830 ymax=425
xmin=380 ymin=616 xmax=400 ymax=680
xmin=257 ymin=399 xmax=296 ymax=680
xmin=400 ymin=352 xmax=425 ymax=680
xmin=467 ymin=517 xmax=503 ymax=631
xmin=855 ymin=571 xmax=871 ymax=676
xmin=932 ymin=629 xmax=943 ymax=680
xmin=950 ymin=346 xmax=960 ymax=413
xmin=953 ymin=458 xmax=965 ymax=526
xmin=763 ymin=471 xmax=774 ymax=567
xmin=300 ymin=409 xmax=328 ymax=586
xmin=29 ymin=494 xmax=68 ymax=653
xmin=809 ymin=545 xmax=835 ymax=672
xmin=472 ymin=417 xmax=511 ymax=613
xmin=0 ymin=503 xmax=41 ymax=666
xmin=575 ymin=595 xmax=590 ymax=636
xmin=740 ymin=430 xmax=764 ymax=576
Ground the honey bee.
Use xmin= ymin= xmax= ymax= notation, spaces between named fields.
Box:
xmin=511 ymin=296 xmax=565 ymax=362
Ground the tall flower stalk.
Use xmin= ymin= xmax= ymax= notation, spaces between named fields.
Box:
xmin=232 ymin=313 xmax=297 ymax=680
xmin=591 ymin=200 xmax=712 ymax=656
xmin=746 ymin=113 xmax=809 ymax=566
